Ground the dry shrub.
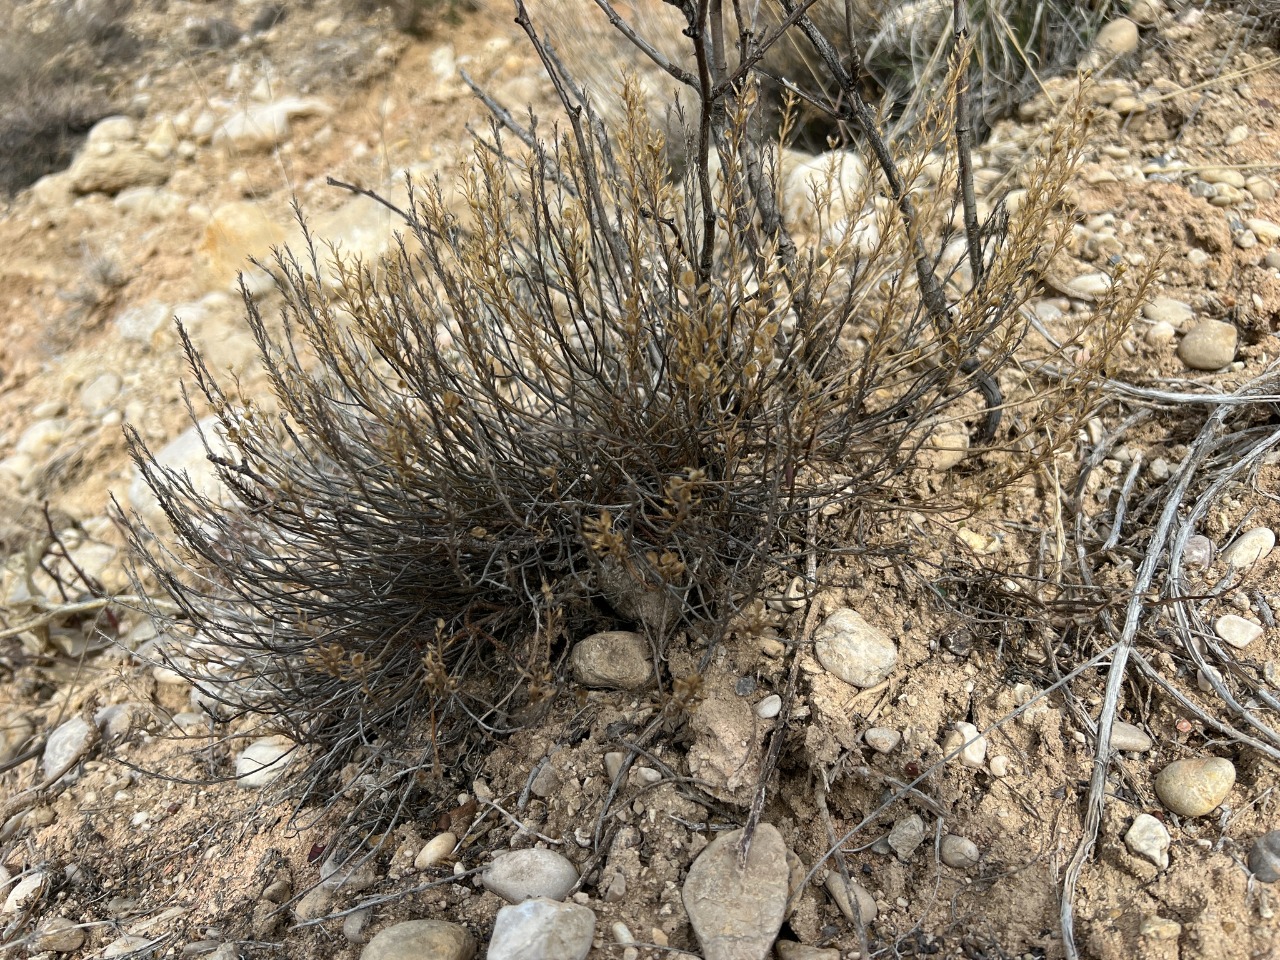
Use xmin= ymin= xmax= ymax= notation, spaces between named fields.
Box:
xmin=0 ymin=0 xmax=139 ymax=196
xmin=123 ymin=1 xmax=1138 ymax=822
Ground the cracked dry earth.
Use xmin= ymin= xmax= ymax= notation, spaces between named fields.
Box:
xmin=2 ymin=1 xmax=1280 ymax=958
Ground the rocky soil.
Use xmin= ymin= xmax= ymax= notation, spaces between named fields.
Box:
xmin=2 ymin=1 xmax=1280 ymax=959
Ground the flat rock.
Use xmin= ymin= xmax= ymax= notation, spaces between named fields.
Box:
xmin=213 ymin=97 xmax=333 ymax=151
xmin=487 ymin=898 xmax=595 ymax=960
xmin=360 ymin=919 xmax=476 ymax=960
xmin=1177 ymin=319 xmax=1237 ymax=371
xmin=683 ymin=823 xmax=789 ymax=960
xmin=1124 ymin=813 xmax=1171 ymax=869
xmin=482 ymin=849 xmax=578 ymax=903
xmin=1154 ymin=756 xmax=1235 ymax=817
xmin=814 ymin=609 xmax=897 ymax=688
xmin=776 ymin=943 xmax=841 ymax=960
xmin=234 ymin=737 xmax=294 ymax=789
xmin=1110 ymin=721 xmax=1153 ymax=753
xmin=1248 ymin=831 xmax=1280 ymax=882
xmin=70 ymin=145 xmax=170 ymax=195
xmin=126 ymin=417 xmax=233 ymax=532
xmin=1214 ymin=614 xmax=1263 ymax=649
xmin=1221 ymin=528 xmax=1275 ymax=569
xmin=1142 ymin=297 xmax=1194 ymax=327
xmin=569 ymin=631 xmax=652 ymax=690
xmin=887 ymin=814 xmax=926 ymax=860
xmin=42 ymin=716 xmax=93 ymax=779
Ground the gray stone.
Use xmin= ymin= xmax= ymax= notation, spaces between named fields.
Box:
xmin=823 ymin=871 xmax=877 ymax=925
xmin=939 ymin=835 xmax=980 ymax=870
xmin=814 ymin=609 xmax=897 ymax=688
xmin=1248 ymin=831 xmax=1280 ymax=882
xmin=487 ymin=898 xmax=594 ymax=960
xmin=33 ymin=916 xmax=85 ymax=952
xmin=79 ymin=372 xmax=123 ymax=415
xmin=683 ymin=824 xmax=790 ymax=960
xmin=887 ymin=814 xmax=926 ymax=860
xmin=343 ymin=908 xmax=371 ymax=944
xmin=360 ymin=919 xmax=476 ymax=960
xmin=755 ymin=694 xmax=782 ymax=719
xmin=1222 ymin=528 xmax=1275 ymax=569
xmin=1154 ymin=757 xmax=1236 ymax=817
xmin=1177 ymin=320 xmax=1237 ymax=371
xmin=482 ymin=849 xmax=578 ymax=903
xmin=126 ymin=417 xmax=232 ymax=532
xmin=569 ymin=631 xmax=652 ymax=690
xmin=42 ymin=716 xmax=93 ymax=779
xmin=1124 ymin=813 xmax=1170 ymax=869
xmin=1110 ymin=721 xmax=1153 ymax=753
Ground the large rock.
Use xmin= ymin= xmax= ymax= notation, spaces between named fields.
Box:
xmin=70 ymin=144 xmax=171 ymax=195
xmin=487 ymin=899 xmax=595 ymax=960
xmin=682 ymin=824 xmax=789 ymax=960
xmin=213 ymin=97 xmax=333 ymax=152
xmin=126 ymin=417 xmax=232 ymax=533
xmin=360 ymin=919 xmax=475 ymax=960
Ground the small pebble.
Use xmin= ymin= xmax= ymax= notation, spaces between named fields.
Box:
xmin=887 ymin=814 xmax=926 ymax=860
xmin=1124 ymin=813 xmax=1171 ymax=869
xmin=1111 ymin=721 xmax=1153 ymax=753
xmin=1177 ymin=319 xmax=1238 ymax=371
xmin=1184 ymin=535 xmax=1215 ymax=570
xmin=1214 ymin=614 xmax=1263 ymax=649
xmin=482 ymin=849 xmax=578 ymax=903
xmin=988 ymin=755 xmax=1010 ymax=777
xmin=776 ymin=942 xmax=841 ymax=960
xmin=939 ymin=835 xmax=980 ymax=870
xmin=1154 ymin=756 xmax=1236 ymax=817
xmin=1222 ymin=528 xmax=1275 ymax=569
xmin=755 ymin=694 xmax=782 ymax=719
xmin=814 ymin=608 xmax=898 ymax=688
xmin=488 ymin=899 xmax=595 ymax=960
xmin=864 ymin=727 xmax=902 ymax=753
xmin=1248 ymin=831 xmax=1280 ymax=882
xmin=1246 ymin=219 xmax=1280 ymax=244
xmin=823 ymin=872 xmax=877 ymax=924
xmin=414 ymin=832 xmax=457 ymax=870
xmin=42 ymin=717 xmax=93 ymax=780
xmin=234 ymin=737 xmax=294 ymax=789
xmin=945 ymin=721 xmax=987 ymax=768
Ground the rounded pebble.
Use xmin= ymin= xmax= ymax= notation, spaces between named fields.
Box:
xmin=988 ymin=755 xmax=1010 ymax=777
xmin=1248 ymin=830 xmax=1280 ymax=882
xmin=482 ymin=848 xmax=578 ymax=903
xmin=814 ymin=608 xmax=897 ymax=688
xmin=1221 ymin=527 xmax=1275 ymax=569
xmin=33 ymin=916 xmax=86 ymax=953
xmin=755 ymin=694 xmax=782 ymax=719
xmin=864 ymin=727 xmax=902 ymax=753
xmin=823 ymin=871 xmax=877 ymax=924
xmin=1110 ymin=721 xmax=1153 ymax=753
xmin=569 ymin=631 xmax=653 ymax=690
xmin=1214 ymin=614 xmax=1263 ymax=649
xmin=360 ymin=919 xmax=476 ymax=960
xmin=1177 ymin=319 xmax=1238 ymax=371
xmin=945 ymin=721 xmax=987 ymax=768
xmin=940 ymin=835 xmax=980 ymax=869
xmin=488 ymin=898 xmax=595 ymax=960
xmin=1124 ymin=813 xmax=1171 ymax=869
xmin=1143 ymin=297 xmax=1193 ymax=327
xmin=234 ymin=737 xmax=294 ymax=789
xmin=1154 ymin=756 xmax=1236 ymax=817
xmin=414 ymin=832 xmax=457 ymax=870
